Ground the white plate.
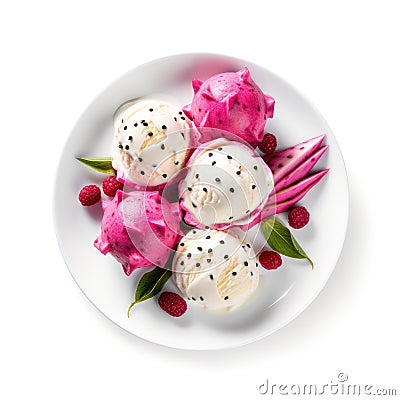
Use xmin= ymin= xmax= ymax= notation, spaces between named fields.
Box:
xmin=54 ymin=53 xmax=348 ymax=350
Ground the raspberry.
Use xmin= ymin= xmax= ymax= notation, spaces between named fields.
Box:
xmin=288 ymin=206 xmax=310 ymax=229
xmin=158 ymin=291 xmax=187 ymax=317
xmin=258 ymin=133 xmax=277 ymax=155
xmin=78 ymin=185 xmax=101 ymax=206
xmin=259 ymin=250 xmax=282 ymax=270
xmin=102 ymin=175 xmax=123 ymax=197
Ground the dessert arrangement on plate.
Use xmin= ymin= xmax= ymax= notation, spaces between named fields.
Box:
xmin=76 ymin=67 xmax=329 ymax=318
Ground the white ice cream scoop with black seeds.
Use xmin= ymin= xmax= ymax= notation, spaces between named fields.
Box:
xmin=112 ymin=98 xmax=192 ymax=189
xmin=172 ymin=229 xmax=259 ymax=311
xmin=179 ymin=139 xmax=274 ymax=229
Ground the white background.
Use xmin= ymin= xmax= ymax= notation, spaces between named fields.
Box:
xmin=1 ymin=1 xmax=399 ymax=399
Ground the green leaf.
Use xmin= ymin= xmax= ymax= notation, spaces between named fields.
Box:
xmin=262 ymin=218 xmax=314 ymax=269
xmin=76 ymin=157 xmax=115 ymax=175
xmin=127 ymin=267 xmax=172 ymax=317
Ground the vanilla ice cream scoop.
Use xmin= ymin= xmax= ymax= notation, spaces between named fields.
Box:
xmin=179 ymin=139 xmax=274 ymax=229
xmin=172 ymin=229 xmax=259 ymax=311
xmin=112 ymin=99 xmax=191 ymax=189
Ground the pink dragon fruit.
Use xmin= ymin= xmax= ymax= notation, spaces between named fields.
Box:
xmin=183 ymin=67 xmax=275 ymax=146
xmin=94 ymin=190 xmax=182 ymax=276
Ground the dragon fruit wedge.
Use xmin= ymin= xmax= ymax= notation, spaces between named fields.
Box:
xmin=264 ymin=134 xmax=326 ymax=186
xmin=183 ymin=67 xmax=275 ymax=147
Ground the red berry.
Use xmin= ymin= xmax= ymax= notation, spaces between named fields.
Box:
xmin=259 ymin=250 xmax=282 ymax=270
xmin=102 ymin=175 xmax=123 ymax=197
xmin=158 ymin=291 xmax=187 ymax=317
xmin=258 ymin=133 xmax=277 ymax=155
xmin=78 ymin=185 xmax=101 ymax=206
xmin=288 ymin=206 xmax=310 ymax=229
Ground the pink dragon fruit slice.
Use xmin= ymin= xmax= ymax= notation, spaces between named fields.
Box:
xmin=182 ymin=67 xmax=275 ymax=146
xmin=274 ymin=146 xmax=328 ymax=192
xmin=94 ymin=190 xmax=182 ymax=276
xmin=267 ymin=169 xmax=329 ymax=206
xmin=264 ymin=135 xmax=326 ymax=185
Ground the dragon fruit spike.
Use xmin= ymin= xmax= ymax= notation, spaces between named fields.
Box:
xmin=192 ymin=79 xmax=203 ymax=93
xmin=274 ymin=145 xmax=328 ymax=192
xmin=262 ymin=173 xmax=327 ymax=220
xmin=182 ymin=67 xmax=275 ymax=146
xmin=267 ymin=169 xmax=329 ymax=207
xmin=264 ymin=134 xmax=326 ymax=185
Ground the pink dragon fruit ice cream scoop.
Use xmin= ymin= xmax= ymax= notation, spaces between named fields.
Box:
xmin=183 ymin=67 xmax=275 ymax=146
xmin=94 ymin=190 xmax=182 ymax=276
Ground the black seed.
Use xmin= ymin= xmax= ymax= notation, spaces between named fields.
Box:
xmin=152 ymin=164 xmax=157 ymax=168
xmin=196 ymin=262 xmax=200 ymax=267
xmin=244 ymin=261 xmax=248 ymax=266
xmin=254 ymin=165 xmax=258 ymax=170
xmin=229 ymin=216 xmax=233 ymax=220
xmin=224 ymin=254 xmax=229 ymax=259
xmin=138 ymin=157 xmax=143 ymax=162
xmin=179 ymin=111 xmax=183 ymax=115
xmin=143 ymin=122 xmax=148 ymax=126
xmin=236 ymin=170 xmax=241 ymax=175
xmin=219 ymin=240 xmax=224 ymax=244
xmin=192 ymin=297 xmax=196 ymax=301
xmin=180 ymin=132 xmax=185 ymax=139
xmin=206 ymin=235 xmax=211 ymax=239
xmin=140 ymin=171 xmax=145 ymax=175
xmin=128 ymin=136 xmax=133 ymax=140
xmin=215 ymin=177 xmax=221 ymax=182
xmin=162 ymin=173 xmax=167 ymax=178
xmin=180 ymin=242 xmax=184 ymax=246
xmin=118 ymin=144 xmax=123 ymax=149
xmin=193 ymin=230 xmax=197 ymax=234
xmin=174 ymin=161 xmax=179 ymax=165
xmin=218 ymin=147 xmax=223 ymax=151
xmin=188 ymin=187 xmax=192 ymax=192
xmin=232 ymin=271 xmax=237 ymax=276
xmin=192 ymin=202 xmax=197 ymax=208
xmin=246 ymin=210 xmax=250 ymax=213
xmin=181 ymin=116 xmax=185 ymax=120
xmin=180 ymin=261 xmax=184 ymax=266
xmin=207 ymin=259 xmax=211 ymax=263
xmin=187 ymin=253 xmax=191 ymax=258
xmin=134 ymin=123 xmax=138 ymax=127
xmin=227 ymin=155 xmax=232 ymax=159
xmin=208 ymin=153 xmax=213 ymax=157
xmin=205 ymin=226 xmax=210 ymax=229
xmin=212 ymin=161 xmax=216 ymax=166
xmin=121 ymin=119 xmax=124 ymax=123
xmin=195 ymin=173 xmax=199 ymax=179
xmin=252 ymin=185 xmax=256 ymax=189
xmin=208 ymin=248 xmax=212 ymax=253
xmin=148 ymin=132 xmax=153 ymax=136
xmin=246 ymin=243 xmax=251 ymax=248
xmin=224 ymin=296 xmax=229 ymax=300
xmin=251 ymin=272 xmax=254 ymax=276
xmin=162 ymin=125 xmax=167 ymax=130
xmin=200 ymin=296 xmax=204 ymax=301
xmin=161 ymin=144 xmax=165 ymax=150
xmin=256 ymin=262 xmax=259 ymax=267
xmin=123 ymin=126 xmax=127 ymax=130
xmin=210 ymin=274 xmax=214 ymax=280
xmin=203 ymin=187 xmax=207 ymax=192
xmin=230 ymin=188 xmax=234 ymax=193
xmin=278 ymin=163 xmax=283 ymax=168
xmin=149 ymin=108 xmax=153 ymax=112
xmin=197 ymin=247 xmax=203 ymax=251
xmin=174 ymin=117 xmax=177 ymax=121
xmin=125 ymin=145 xmax=129 ymax=150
